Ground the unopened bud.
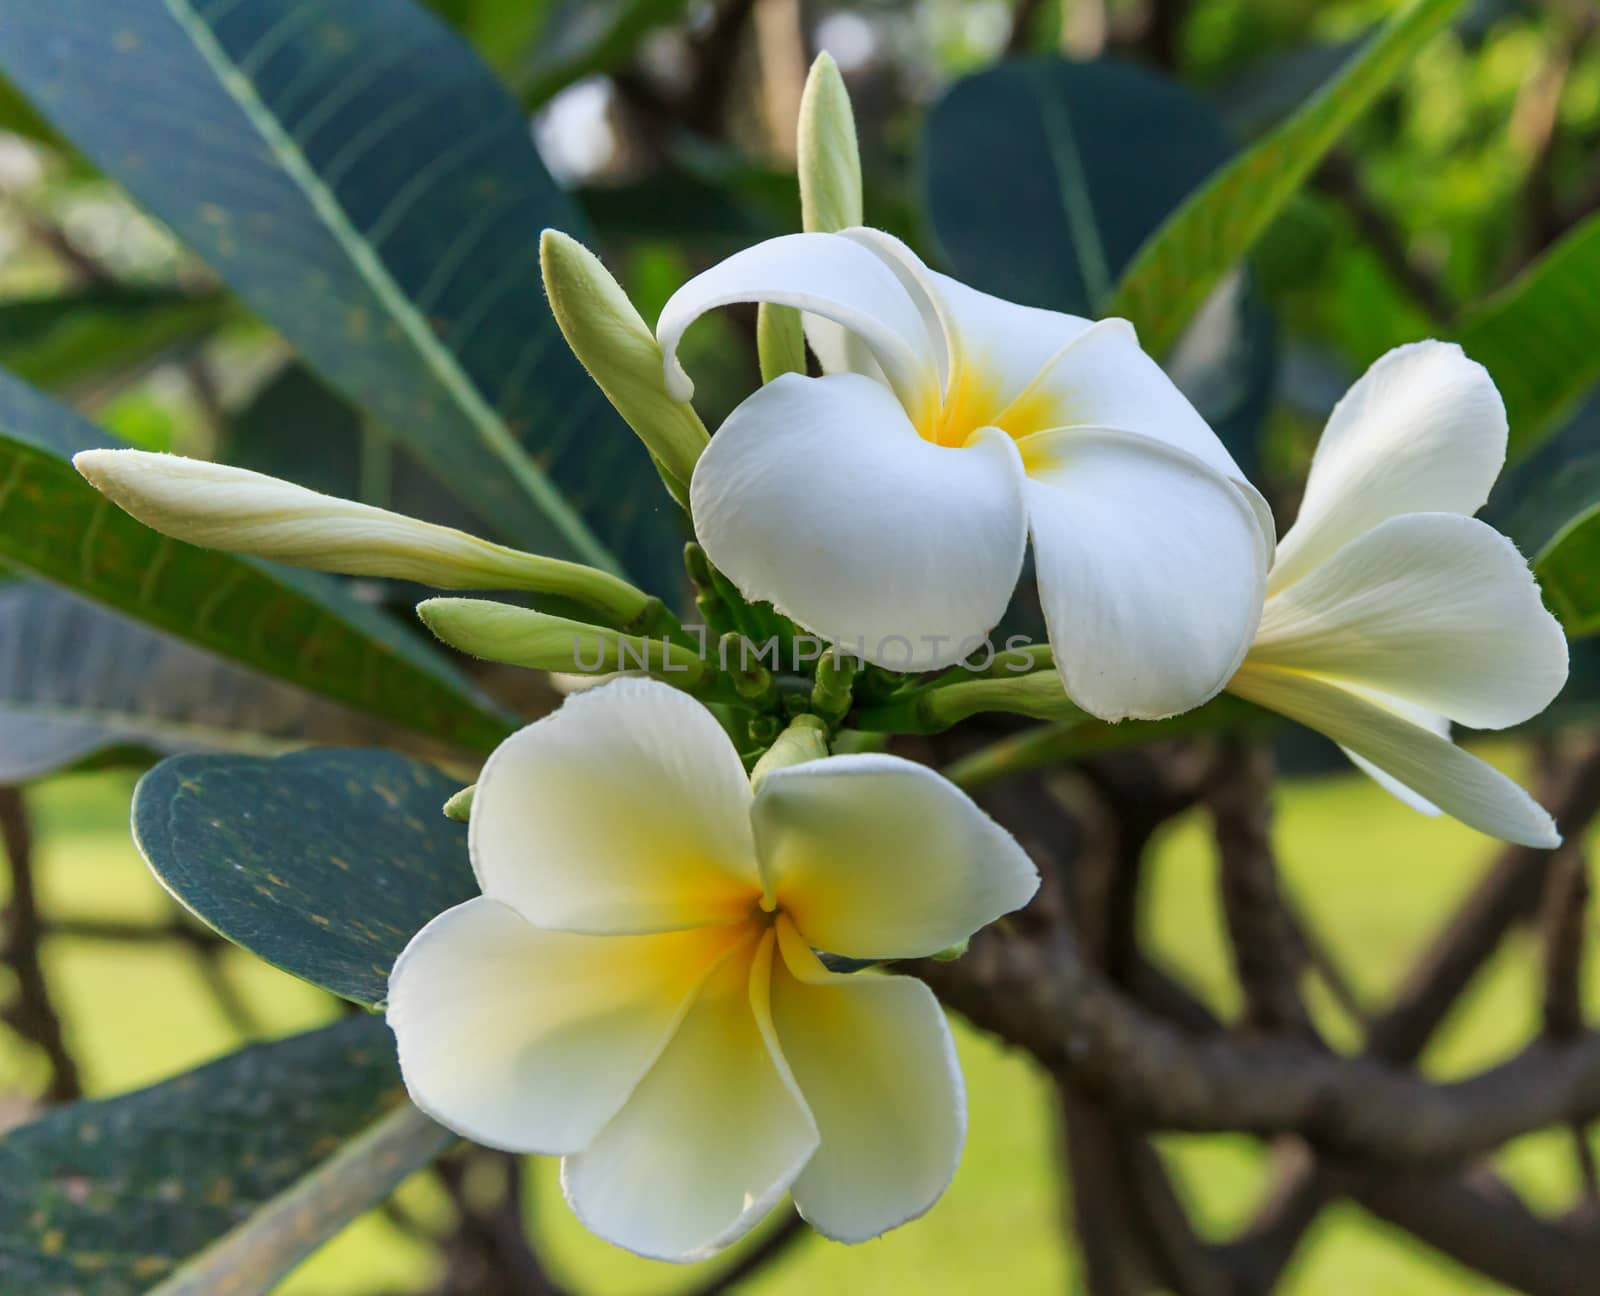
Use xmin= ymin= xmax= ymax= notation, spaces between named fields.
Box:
xmin=418 ymin=598 xmax=704 ymax=687
xmin=540 ymin=229 xmax=708 ymax=506
xmin=73 ymin=450 xmax=654 ymax=628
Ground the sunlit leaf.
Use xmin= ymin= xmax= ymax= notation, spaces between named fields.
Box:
xmin=0 ymin=289 xmax=231 ymax=394
xmin=1457 ymin=212 xmax=1600 ymax=461
xmin=1103 ymin=0 xmax=1466 ymax=356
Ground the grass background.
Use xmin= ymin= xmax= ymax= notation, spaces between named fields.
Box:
xmin=4 ymin=746 xmax=1594 ymax=1294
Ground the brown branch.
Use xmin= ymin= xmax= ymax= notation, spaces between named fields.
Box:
xmin=0 ymin=788 xmax=81 ymax=1103
xmin=1227 ymin=740 xmax=1600 ymax=1283
xmin=1355 ymin=1171 xmax=1600 ymax=1296
xmin=919 ymin=914 xmax=1600 ymax=1165
xmin=1209 ymin=744 xmax=1312 ymax=1036
xmin=680 ymin=1210 xmax=810 ymax=1295
xmin=432 ymin=1150 xmax=564 ymax=1296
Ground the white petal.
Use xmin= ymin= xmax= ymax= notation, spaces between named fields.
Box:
xmin=1024 ymin=427 xmax=1268 ymax=722
xmin=771 ymin=918 xmax=964 ymax=1242
xmin=839 ymin=227 xmax=1093 ymax=405
xmin=751 ymin=754 xmax=1039 ymax=959
xmin=1337 ymin=686 xmax=1450 ymax=815
xmin=690 ymin=372 xmax=1029 ymax=671
xmin=1229 ymin=665 xmax=1559 ymax=847
xmin=1271 ymin=342 xmax=1508 ymax=592
xmin=562 ymin=930 xmax=819 ymax=1262
xmin=1251 ymin=513 xmax=1568 ymax=729
xmin=471 ymin=678 xmax=760 ymax=934
xmin=387 ymin=898 xmax=746 ymax=1154
xmin=837 ymin=229 xmax=1100 ymax=443
xmin=656 ymin=232 xmax=941 ymax=421
xmin=988 ymin=320 xmax=1276 ymax=551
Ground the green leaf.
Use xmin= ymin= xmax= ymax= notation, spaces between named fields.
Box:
xmin=0 ymin=289 xmax=231 ymax=394
xmin=0 ymin=0 xmax=679 ymax=594
xmin=0 ymin=1016 xmax=441 ymax=1295
xmin=0 ymin=581 xmax=464 ymax=782
xmin=0 ymin=370 xmax=512 ymax=752
xmin=1518 ymin=458 xmax=1600 ymax=639
xmin=1102 ymin=0 xmax=1466 ymax=357
xmin=1457 ymin=213 xmax=1600 ymax=461
xmin=134 ymin=747 xmax=479 ymax=1007
xmin=922 ymin=57 xmax=1276 ymax=469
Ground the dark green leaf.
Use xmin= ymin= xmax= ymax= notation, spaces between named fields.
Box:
xmin=134 ymin=748 xmax=478 ymax=1007
xmin=0 ymin=289 xmax=231 ymax=394
xmin=1457 ymin=213 xmax=1600 ymax=461
xmin=923 ymin=56 xmax=1275 ymax=469
xmin=0 ymin=582 xmax=464 ymax=783
xmin=0 ymin=1016 xmax=424 ymax=1295
xmin=0 ymin=370 xmax=512 ymax=752
xmin=223 ymin=361 xmax=489 ymax=539
xmin=1516 ymin=457 xmax=1600 ymax=639
xmin=1103 ymin=0 xmax=1466 ymax=356
xmin=0 ymin=0 xmax=679 ymax=594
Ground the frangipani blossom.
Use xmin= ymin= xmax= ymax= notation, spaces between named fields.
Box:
xmin=387 ymin=678 xmax=1038 ymax=1260
xmin=657 ymin=229 xmax=1274 ymax=722
xmin=1228 ymin=342 xmax=1569 ymax=848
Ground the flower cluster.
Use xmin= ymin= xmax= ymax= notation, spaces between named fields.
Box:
xmin=69 ymin=51 xmax=1569 ymax=1262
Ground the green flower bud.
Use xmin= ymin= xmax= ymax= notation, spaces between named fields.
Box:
xmin=757 ymin=301 xmax=807 ymax=384
xmin=750 ymin=713 xmax=830 ymax=788
xmin=418 ymin=598 xmax=705 ymax=688
xmin=811 ymin=647 xmax=857 ymax=721
xmin=798 ymin=52 xmax=863 ymax=233
xmin=442 ymin=784 xmax=475 ymax=821
xmin=540 ymin=229 xmax=708 ymax=508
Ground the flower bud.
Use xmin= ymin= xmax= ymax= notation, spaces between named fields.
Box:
xmin=798 ymin=52 xmax=862 ymax=234
xmin=756 ymin=301 xmax=807 ymax=383
xmin=442 ymin=784 xmax=475 ymax=821
xmin=74 ymin=449 xmax=657 ymax=629
xmin=418 ymin=598 xmax=705 ymax=688
xmin=539 ymin=229 xmax=708 ymax=506
xmin=750 ymin=713 xmax=829 ymax=788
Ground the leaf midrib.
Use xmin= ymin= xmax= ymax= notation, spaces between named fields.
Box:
xmin=158 ymin=0 xmax=622 ymax=576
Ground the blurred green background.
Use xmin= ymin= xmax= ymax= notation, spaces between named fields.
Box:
xmin=3 ymin=0 xmax=1599 ymax=1291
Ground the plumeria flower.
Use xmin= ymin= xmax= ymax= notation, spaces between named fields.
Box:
xmin=656 ymin=229 xmax=1274 ymax=722
xmin=1228 ymin=342 xmax=1569 ymax=847
xmin=387 ymin=678 xmax=1038 ymax=1261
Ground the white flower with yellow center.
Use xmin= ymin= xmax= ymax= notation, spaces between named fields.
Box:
xmin=657 ymin=228 xmax=1274 ymax=722
xmin=386 ymin=678 xmax=1038 ymax=1260
xmin=1228 ymin=342 xmax=1570 ymax=847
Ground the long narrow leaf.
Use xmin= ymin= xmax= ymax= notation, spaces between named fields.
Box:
xmin=1457 ymin=213 xmax=1600 ymax=461
xmin=1103 ymin=0 xmax=1466 ymax=355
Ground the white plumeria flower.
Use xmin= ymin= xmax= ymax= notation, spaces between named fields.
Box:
xmin=1228 ymin=342 xmax=1570 ymax=847
xmin=387 ymin=678 xmax=1038 ymax=1261
xmin=656 ymin=229 xmax=1274 ymax=722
